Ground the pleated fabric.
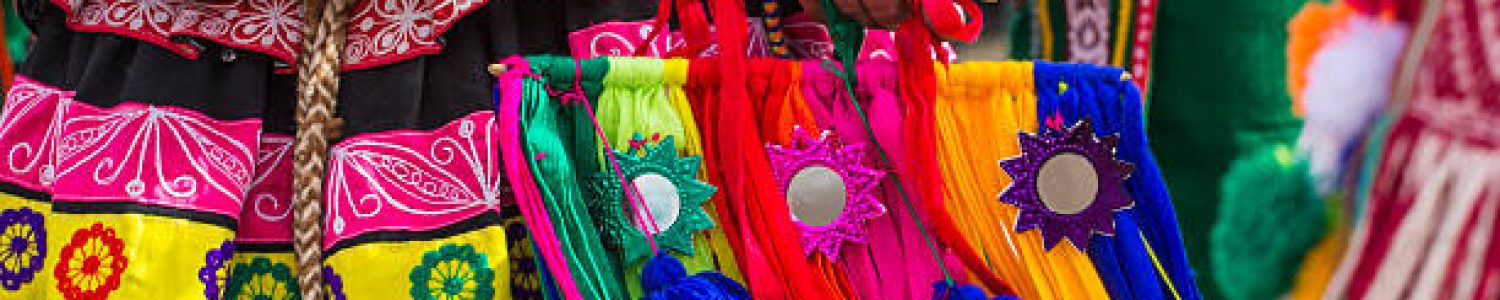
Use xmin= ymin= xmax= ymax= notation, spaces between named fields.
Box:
xmin=592 ymin=57 xmax=744 ymax=298
xmin=514 ymin=57 xmax=627 ymax=300
xmin=660 ymin=59 xmax=745 ymax=286
xmin=801 ymin=60 xmax=949 ymax=299
xmin=499 ymin=58 xmax=585 ymax=300
xmin=748 ymin=59 xmax=861 ymax=299
xmin=1034 ymin=61 xmax=1201 ymax=299
xmin=932 ymin=61 xmax=1112 ymax=299
xmin=686 ymin=57 xmax=848 ymax=300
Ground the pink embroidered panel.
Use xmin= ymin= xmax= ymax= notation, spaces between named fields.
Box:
xmin=569 ymin=21 xmax=690 ymax=58
xmin=50 ymin=0 xmax=484 ymax=71
xmin=323 ymin=111 xmax=509 ymax=247
xmin=238 ymin=134 xmax=294 ymax=243
xmin=52 ymin=0 xmax=304 ymax=69
xmin=0 ymin=76 xmax=71 ymax=192
xmin=49 ymin=89 xmax=261 ymax=218
xmin=342 ymin=0 xmax=486 ymax=70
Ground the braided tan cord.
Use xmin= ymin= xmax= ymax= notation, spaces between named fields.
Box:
xmin=292 ymin=0 xmax=350 ymax=298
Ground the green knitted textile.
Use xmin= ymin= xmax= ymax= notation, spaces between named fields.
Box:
xmin=1147 ymin=1 xmax=1308 ymax=298
xmin=1213 ymin=145 xmax=1326 ymax=300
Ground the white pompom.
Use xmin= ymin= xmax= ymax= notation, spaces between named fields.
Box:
xmin=1297 ymin=15 xmax=1410 ymax=194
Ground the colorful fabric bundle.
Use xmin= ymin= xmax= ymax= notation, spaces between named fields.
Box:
xmin=804 ymin=61 xmax=946 ymax=300
xmin=0 ymin=61 xmax=1201 ymax=300
xmin=591 ymin=57 xmax=744 ymax=297
xmin=473 ymin=52 xmax=1201 ymax=299
xmin=0 ymin=0 xmax=1206 ymax=298
xmin=1036 ymin=61 xmax=1198 ymax=299
xmin=932 ymin=61 xmax=1111 ymax=299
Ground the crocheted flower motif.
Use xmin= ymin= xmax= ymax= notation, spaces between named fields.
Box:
xmin=224 ymin=256 xmax=300 ymax=300
xmin=409 ymin=243 xmax=496 ymax=300
xmin=54 ymin=223 xmax=128 ymax=300
xmin=999 ymin=118 xmax=1135 ymax=250
xmin=766 ymin=127 xmax=887 ymax=259
xmin=596 ymin=134 xmax=717 ymax=264
xmin=198 ymin=240 xmax=235 ymax=299
xmin=0 ymin=207 xmax=45 ymax=290
xmin=323 ymin=266 xmax=347 ymax=300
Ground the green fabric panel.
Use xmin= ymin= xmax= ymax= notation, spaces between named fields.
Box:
xmin=597 ymin=58 xmax=684 ymax=154
xmin=1146 ymin=1 xmax=1307 ymax=299
xmin=528 ymin=56 xmax=612 ymax=208
xmin=1010 ymin=0 xmax=1035 ymax=59
xmin=4 ymin=0 xmax=25 ymax=62
xmin=1045 ymin=0 xmax=1069 ymax=61
xmin=520 ymin=58 xmax=627 ymax=300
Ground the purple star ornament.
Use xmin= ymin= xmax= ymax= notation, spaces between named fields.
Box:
xmin=998 ymin=118 xmax=1135 ymax=250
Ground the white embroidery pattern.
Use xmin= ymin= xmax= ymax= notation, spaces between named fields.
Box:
xmin=250 ymin=135 xmax=294 ymax=222
xmin=1066 ymin=0 xmax=1110 ymax=65
xmin=56 ymin=0 xmax=303 ymax=63
xmin=52 ymin=103 xmax=257 ymax=214
xmin=324 ymin=113 xmax=504 ymax=241
xmin=572 ymin=22 xmax=689 ymax=59
xmin=343 ymin=0 xmax=484 ymax=68
xmin=182 ymin=0 xmax=303 ymax=54
xmin=53 ymin=0 xmax=482 ymax=70
xmin=0 ymin=78 xmax=69 ymax=189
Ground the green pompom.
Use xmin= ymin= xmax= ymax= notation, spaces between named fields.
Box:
xmin=1212 ymin=145 xmax=1327 ymax=300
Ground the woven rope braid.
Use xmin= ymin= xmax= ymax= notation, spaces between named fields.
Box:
xmin=293 ymin=0 xmax=350 ymax=298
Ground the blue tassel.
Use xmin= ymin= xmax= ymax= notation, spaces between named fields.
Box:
xmin=931 ymin=281 xmax=1020 ymax=300
xmin=640 ymin=253 xmax=749 ymax=300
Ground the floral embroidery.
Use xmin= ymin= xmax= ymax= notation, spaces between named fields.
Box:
xmin=765 ymin=127 xmax=887 ymax=258
xmin=224 ymin=256 xmax=299 ymax=300
xmin=198 ymin=240 xmax=234 ymax=299
xmin=594 ymin=134 xmax=717 ymax=263
xmin=999 ymin=118 xmax=1135 ymax=249
xmin=51 ymin=0 xmax=484 ymax=71
xmin=409 ymin=243 xmax=495 ymax=300
xmin=323 ymin=266 xmax=347 ymax=300
xmin=342 ymin=0 xmax=484 ymax=68
xmin=54 ymin=223 xmax=128 ymax=300
xmin=54 ymin=0 xmax=301 ymax=66
xmin=0 ymin=207 xmax=45 ymax=290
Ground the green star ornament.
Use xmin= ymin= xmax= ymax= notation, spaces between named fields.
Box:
xmin=593 ymin=134 xmax=717 ymax=264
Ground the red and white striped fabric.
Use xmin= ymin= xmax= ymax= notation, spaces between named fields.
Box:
xmin=1327 ymin=1 xmax=1500 ymax=299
